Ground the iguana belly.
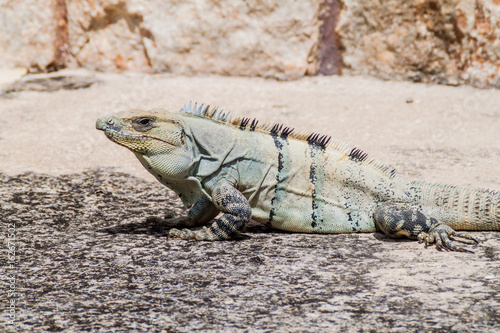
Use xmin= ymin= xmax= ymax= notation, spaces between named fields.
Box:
xmin=249 ymin=189 xmax=377 ymax=233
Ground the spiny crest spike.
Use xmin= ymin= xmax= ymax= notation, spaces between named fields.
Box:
xmin=306 ymin=132 xmax=332 ymax=148
xmin=250 ymin=118 xmax=258 ymax=131
xmin=219 ymin=110 xmax=226 ymax=120
xmin=349 ymin=148 xmax=369 ymax=162
xmin=196 ymin=102 xmax=202 ymax=114
xmin=240 ymin=117 xmax=250 ymax=129
xmin=271 ymin=123 xmax=283 ymax=134
xmin=307 ymin=132 xmax=317 ymax=143
xmin=202 ymin=104 xmax=210 ymax=115
xmin=181 ymin=101 xmax=192 ymax=112
xmin=282 ymin=126 xmax=294 ymax=136
xmin=323 ymin=135 xmax=331 ymax=146
xmin=210 ymin=107 xmax=219 ymax=118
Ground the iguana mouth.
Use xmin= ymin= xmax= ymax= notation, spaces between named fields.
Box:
xmin=101 ymin=128 xmax=177 ymax=149
xmin=102 ymin=128 xmax=147 ymax=142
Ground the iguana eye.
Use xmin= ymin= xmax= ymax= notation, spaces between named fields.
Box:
xmin=132 ymin=117 xmax=155 ymax=132
xmin=136 ymin=117 xmax=153 ymax=126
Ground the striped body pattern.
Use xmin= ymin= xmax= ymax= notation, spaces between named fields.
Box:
xmin=96 ymin=103 xmax=499 ymax=251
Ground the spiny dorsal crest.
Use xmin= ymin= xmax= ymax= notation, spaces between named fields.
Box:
xmin=270 ymin=123 xmax=294 ymax=137
xmin=180 ymin=101 xmax=230 ymax=122
xmin=349 ymin=148 xmax=369 ymax=162
xmin=179 ymin=101 xmax=399 ymax=179
xmin=307 ymin=133 xmax=332 ymax=149
xmin=238 ymin=117 xmax=259 ymax=131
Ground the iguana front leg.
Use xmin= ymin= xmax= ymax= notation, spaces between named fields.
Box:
xmin=374 ymin=203 xmax=479 ymax=253
xmin=147 ymin=196 xmax=219 ymax=228
xmin=168 ymin=182 xmax=251 ymax=241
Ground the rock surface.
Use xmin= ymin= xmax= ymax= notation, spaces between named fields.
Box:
xmin=0 ymin=0 xmax=56 ymax=71
xmin=3 ymin=1 xmax=500 ymax=86
xmin=339 ymin=0 xmax=500 ymax=87
xmin=0 ymin=71 xmax=499 ymax=331
xmin=2 ymin=170 xmax=499 ymax=332
xmin=0 ymin=72 xmax=98 ymax=96
xmin=2 ymin=0 xmax=320 ymax=80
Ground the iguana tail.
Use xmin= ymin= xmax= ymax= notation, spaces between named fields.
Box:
xmin=411 ymin=181 xmax=500 ymax=231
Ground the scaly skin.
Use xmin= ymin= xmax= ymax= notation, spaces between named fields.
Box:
xmin=96 ymin=103 xmax=499 ymax=252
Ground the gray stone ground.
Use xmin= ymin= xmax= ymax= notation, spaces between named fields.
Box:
xmin=0 ymin=71 xmax=499 ymax=332
xmin=2 ymin=170 xmax=499 ymax=332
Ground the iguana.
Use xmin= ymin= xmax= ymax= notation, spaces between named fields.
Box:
xmin=96 ymin=103 xmax=499 ymax=252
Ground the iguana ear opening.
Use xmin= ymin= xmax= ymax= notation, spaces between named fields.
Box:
xmin=180 ymin=129 xmax=185 ymax=145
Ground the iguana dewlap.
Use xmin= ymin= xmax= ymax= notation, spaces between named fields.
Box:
xmin=96 ymin=103 xmax=499 ymax=252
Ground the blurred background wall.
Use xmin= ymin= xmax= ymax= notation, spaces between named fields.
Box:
xmin=1 ymin=0 xmax=500 ymax=87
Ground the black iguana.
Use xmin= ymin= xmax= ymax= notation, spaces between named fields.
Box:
xmin=96 ymin=103 xmax=499 ymax=252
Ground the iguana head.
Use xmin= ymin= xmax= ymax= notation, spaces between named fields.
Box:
xmin=96 ymin=108 xmax=193 ymax=178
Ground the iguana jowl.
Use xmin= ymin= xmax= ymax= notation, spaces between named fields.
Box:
xmin=96 ymin=103 xmax=499 ymax=252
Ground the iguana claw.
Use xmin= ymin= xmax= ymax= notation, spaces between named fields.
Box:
xmin=417 ymin=225 xmax=480 ymax=253
xmin=168 ymin=226 xmax=219 ymax=241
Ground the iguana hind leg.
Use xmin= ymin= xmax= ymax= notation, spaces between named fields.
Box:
xmin=168 ymin=182 xmax=251 ymax=241
xmin=373 ymin=203 xmax=479 ymax=253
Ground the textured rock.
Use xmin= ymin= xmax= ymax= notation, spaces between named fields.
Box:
xmin=139 ymin=0 xmax=320 ymax=79
xmin=2 ymin=170 xmax=499 ymax=332
xmin=67 ymin=0 xmax=321 ymax=79
xmin=2 ymin=1 xmax=500 ymax=86
xmin=339 ymin=0 xmax=500 ymax=87
xmin=0 ymin=71 xmax=98 ymax=97
xmin=0 ymin=68 xmax=499 ymax=331
xmin=67 ymin=0 xmax=152 ymax=72
xmin=0 ymin=0 xmax=321 ymax=79
xmin=0 ymin=0 xmax=56 ymax=70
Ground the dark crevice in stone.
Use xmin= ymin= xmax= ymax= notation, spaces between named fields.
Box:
xmin=316 ymin=0 xmax=343 ymax=75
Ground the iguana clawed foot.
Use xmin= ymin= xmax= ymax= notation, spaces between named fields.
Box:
xmin=146 ymin=216 xmax=227 ymax=240
xmin=374 ymin=203 xmax=481 ymax=253
xmin=166 ymin=182 xmax=251 ymax=241
xmin=417 ymin=225 xmax=480 ymax=253
xmin=168 ymin=226 xmax=221 ymax=241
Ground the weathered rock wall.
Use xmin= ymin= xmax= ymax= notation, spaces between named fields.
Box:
xmin=0 ymin=0 xmax=320 ymax=80
xmin=0 ymin=0 xmax=56 ymax=71
xmin=1 ymin=0 xmax=500 ymax=87
xmin=339 ymin=0 xmax=500 ymax=87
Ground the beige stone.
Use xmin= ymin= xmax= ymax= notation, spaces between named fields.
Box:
xmin=0 ymin=0 xmax=55 ymax=70
xmin=139 ymin=0 xmax=320 ymax=79
xmin=339 ymin=0 xmax=500 ymax=87
xmin=66 ymin=0 xmax=151 ymax=72
xmin=3 ymin=0 xmax=321 ymax=77
xmin=64 ymin=0 xmax=320 ymax=78
xmin=2 ymin=0 xmax=500 ymax=87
